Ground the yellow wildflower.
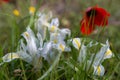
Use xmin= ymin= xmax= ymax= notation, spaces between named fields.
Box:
xmin=13 ymin=9 xmax=20 ymax=16
xmin=29 ymin=6 xmax=36 ymax=15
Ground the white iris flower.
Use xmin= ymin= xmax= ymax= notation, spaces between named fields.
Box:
xmin=93 ymin=64 xmax=105 ymax=76
xmin=72 ymin=38 xmax=81 ymax=50
xmin=50 ymin=32 xmax=70 ymax=52
xmin=1 ymin=27 xmax=43 ymax=68
xmin=104 ymin=48 xmax=113 ymax=59
xmin=35 ymin=12 xmax=52 ymax=40
xmin=78 ymin=44 xmax=87 ymax=64
xmin=48 ymin=18 xmax=59 ymax=33
xmin=59 ymin=28 xmax=71 ymax=39
xmin=22 ymin=27 xmax=38 ymax=56
xmin=2 ymin=53 xmax=19 ymax=62
xmin=90 ymin=40 xmax=113 ymax=76
xmin=93 ymin=40 xmax=113 ymax=66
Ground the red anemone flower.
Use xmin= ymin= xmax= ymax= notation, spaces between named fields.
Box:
xmin=0 ymin=0 xmax=9 ymax=4
xmin=2 ymin=0 xmax=9 ymax=2
xmin=80 ymin=6 xmax=110 ymax=35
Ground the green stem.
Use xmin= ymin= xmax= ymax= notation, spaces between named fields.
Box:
xmin=28 ymin=15 xmax=34 ymax=27
xmin=37 ymin=53 xmax=62 ymax=80
xmin=108 ymin=62 xmax=120 ymax=80
xmin=20 ymin=60 xmax=27 ymax=80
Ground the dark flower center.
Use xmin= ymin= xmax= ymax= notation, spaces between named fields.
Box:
xmin=86 ymin=9 xmax=97 ymax=17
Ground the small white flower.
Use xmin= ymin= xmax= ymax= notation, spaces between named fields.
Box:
xmin=104 ymin=48 xmax=113 ymax=59
xmin=35 ymin=12 xmax=52 ymax=40
xmin=37 ymin=32 xmax=43 ymax=48
xmin=59 ymin=28 xmax=71 ymax=39
xmin=2 ymin=53 xmax=19 ymax=62
xmin=40 ymin=42 xmax=53 ymax=61
xmin=36 ymin=11 xmax=52 ymax=27
xmin=18 ymin=27 xmax=43 ymax=68
xmin=89 ymin=40 xmax=113 ymax=76
xmin=50 ymin=18 xmax=59 ymax=27
xmin=92 ymin=40 xmax=113 ymax=66
xmin=72 ymin=38 xmax=81 ymax=50
xmin=18 ymin=50 xmax=32 ymax=63
xmin=57 ymin=42 xmax=66 ymax=52
xmin=50 ymin=32 xmax=70 ymax=52
xmin=93 ymin=46 xmax=107 ymax=66
xmin=93 ymin=64 xmax=105 ymax=76
xmin=48 ymin=18 xmax=59 ymax=33
xmin=87 ymin=41 xmax=98 ymax=47
xmin=22 ymin=27 xmax=38 ymax=56
xmin=78 ymin=44 xmax=87 ymax=63
xmin=50 ymin=33 xmax=63 ymax=43
xmin=40 ymin=42 xmax=61 ymax=63
xmin=49 ymin=25 xmax=58 ymax=32
xmin=103 ymin=41 xmax=113 ymax=59
xmin=58 ymin=44 xmax=65 ymax=52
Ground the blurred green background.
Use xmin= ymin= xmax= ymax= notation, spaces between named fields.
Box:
xmin=0 ymin=0 xmax=120 ymax=79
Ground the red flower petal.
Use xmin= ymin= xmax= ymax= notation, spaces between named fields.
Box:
xmin=2 ymin=0 xmax=9 ymax=2
xmin=85 ymin=6 xmax=110 ymax=27
xmin=93 ymin=7 xmax=110 ymax=26
xmin=80 ymin=6 xmax=110 ymax=35
xmin=80 ymin=19 xmax=95 ymax=35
